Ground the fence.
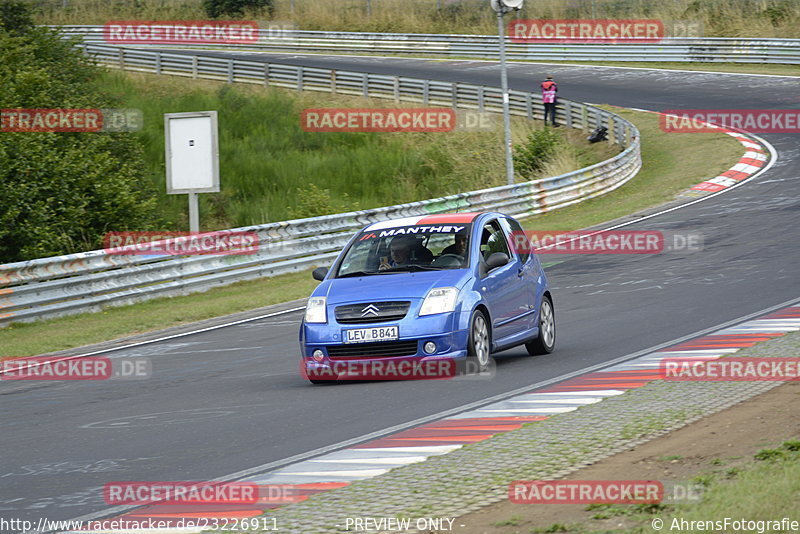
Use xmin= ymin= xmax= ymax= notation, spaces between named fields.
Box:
xmin=57 ymin=26 xmax=800 ymax=64
xmin=0 ymin=42 xmax=640 ymax=326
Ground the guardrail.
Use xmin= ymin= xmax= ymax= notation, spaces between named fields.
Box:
xmin=58 ymin=26 xmax=800 ymax=64
xmin=0 ymin=41 xmax=640 ymax=326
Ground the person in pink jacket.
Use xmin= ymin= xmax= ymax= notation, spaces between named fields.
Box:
xmin=541 ymin=75 xmax=559 ymax=127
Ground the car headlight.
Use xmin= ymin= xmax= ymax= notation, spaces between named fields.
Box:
xmin=305 ymin=297 xmax=327 ymax=323
xmin=419 ymin=287 xmax=459 ymax=316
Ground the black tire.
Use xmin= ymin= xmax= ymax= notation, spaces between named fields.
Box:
xmin=525 ymin=295 xmax=555 ymax=355
xmin=308 ymin=378 xmax=336 ymax=384
xmin=467 ymin=309 xmax=492 ymax=373
xmin=305 ymin=365 xmax=338 ymax=384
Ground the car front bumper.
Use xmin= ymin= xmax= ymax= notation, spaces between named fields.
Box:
xmin=300 ymin=312 xmax=470 ymax=377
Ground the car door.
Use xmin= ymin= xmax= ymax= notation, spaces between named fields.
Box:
xmin=477 ymin=219 xmax=528 ymax=342
xmin=501 ymin=216 xmax=539 ymax=332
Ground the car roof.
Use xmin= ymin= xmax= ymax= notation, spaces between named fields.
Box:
xmin=363 ymin=212 xmax=485 ymax=231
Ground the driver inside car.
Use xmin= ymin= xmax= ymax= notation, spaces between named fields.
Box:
xmin=441 ymin=229 xmax=468 ymax=257
xmin=379 ymin=235 xmax=415 ymax=270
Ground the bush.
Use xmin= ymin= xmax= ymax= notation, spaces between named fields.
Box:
xmin=288 ymin=183 xmax=358 ymax=219
xmin=203 ymin=0 xmax=274 ymax=18
xmin=0 ymin=0 xmax=33 ymax=34
xmin=512 ymin=127 xmax=561 ymax=179
xmin=0 ymin=1 xmax=160 ymax=262
xmin=762 ymin=0 xmax=796 ymax=26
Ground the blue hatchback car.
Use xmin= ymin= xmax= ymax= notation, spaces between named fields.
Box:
xmin=299 ymin=212 xmax=555 ymax=383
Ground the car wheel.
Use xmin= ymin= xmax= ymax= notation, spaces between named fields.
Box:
xmin=308 ymin=377 xmax=336 ymax=384
xmin=467 ymin=309 xmax=492 ymax=372
xmin=526 ymin=296 xmax=555 ymax=355
xmin=303 ymin=361 xmax=337 ymax=384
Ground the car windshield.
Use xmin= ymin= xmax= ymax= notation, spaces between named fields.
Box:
xmin=335 ymin=224 xmax=472 ymax=277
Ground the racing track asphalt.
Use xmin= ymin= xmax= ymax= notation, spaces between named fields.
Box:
xmin=1 ymin=51 xmax=798 ymax=526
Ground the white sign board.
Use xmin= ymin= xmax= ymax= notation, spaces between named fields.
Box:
xmin=165 ymin=111 xmax=219 ymax=194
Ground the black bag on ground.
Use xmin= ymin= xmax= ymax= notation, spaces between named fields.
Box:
xmin=588 ymin=126 xmax=608 ymax=143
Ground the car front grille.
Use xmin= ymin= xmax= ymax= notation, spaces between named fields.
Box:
xmin=334 ymin=301 xmax=411 ymax=324
xmin=327 ymin=340 xmax=419 ymax=359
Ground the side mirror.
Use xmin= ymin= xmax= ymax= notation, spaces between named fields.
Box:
xmin=486 ymin=252 xmax=509 ymax=270
xmin=312 ymin=267 xmax=329 ymax=281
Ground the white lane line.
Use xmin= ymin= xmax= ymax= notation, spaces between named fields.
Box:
xmin=352 ymin=446 xmax=463 ymax=453
xmin=643 ymin=351 xmax=740 ymax=357
xmin=619 ymin=361 xmax=717 ymax=369
xmin=720 ymin=326 xmax=800 ymax=332
xmin=506 ymin=398 xmax=603 ymax=405
xmin=530 ymin=390 xmax=625 ymax=396
xmin=279 ymin=469 xmax=391 ymax=477
xmin=476 ymin=407 xmax=580 ymax=414
xmin=309 ymin=457 xmax=427 ymax=465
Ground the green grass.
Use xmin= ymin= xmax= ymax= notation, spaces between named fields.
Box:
xmin=642 ymin=441 xmax=800 ymax=533
xmin=96 ymin=70 xmax=615 ymax=231
xmin=493 ymin=515 xmax=523 ymax=527
xmin=520 ymin=105 xmax=743 ymax=232
xmin=97 ymin=71 xmax=497 ymax=230
xmin=524 ymin=440 xmax=800 ymax=534
xmin=0 ymin=269 xmax=318 ymax=358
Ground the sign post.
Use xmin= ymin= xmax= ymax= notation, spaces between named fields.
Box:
xmin=164 ymin=111 xmax=219 ymax=232
xmin=490 ymin=0 xmax=523 ymax=185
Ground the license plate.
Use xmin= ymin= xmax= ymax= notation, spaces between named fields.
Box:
xmin=343 ymin=326 xmax=399 ymax=344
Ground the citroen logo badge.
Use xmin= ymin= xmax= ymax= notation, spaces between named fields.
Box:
xmin=360 ymin=304 xmax=380 ymax=317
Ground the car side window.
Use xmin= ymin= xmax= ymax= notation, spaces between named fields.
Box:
xmin=479 ymin=220 xmax=511 ymax=261
xmin=503 ymin=217 xmax=530 ymax=264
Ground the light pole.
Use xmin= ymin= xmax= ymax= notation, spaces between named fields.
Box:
xmin=490 ymin=0 xmax=523 ymax=185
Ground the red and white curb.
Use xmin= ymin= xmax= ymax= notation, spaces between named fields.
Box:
xmin=611 ymin=105 xmax=770 ymax=197
xmin=92 ymin=305 xmax=800 ymax=529
xmin=688 ymin=130 xmax=768 ymax=194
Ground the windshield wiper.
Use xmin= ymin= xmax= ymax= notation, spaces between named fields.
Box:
xmin=336 ymin=270 xmax=397 ymax=278
xmin=380 ymin=264 xmax=445 ymax=272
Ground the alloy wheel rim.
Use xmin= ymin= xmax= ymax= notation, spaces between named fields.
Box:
xmin=474 ymin=315 xmax=489 ymax=366
xmin=541 ymin=301 xmax=555 ymax=348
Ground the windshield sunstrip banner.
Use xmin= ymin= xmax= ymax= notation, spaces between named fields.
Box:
xmin=359 ymin=224 xmax=471 ymax=240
